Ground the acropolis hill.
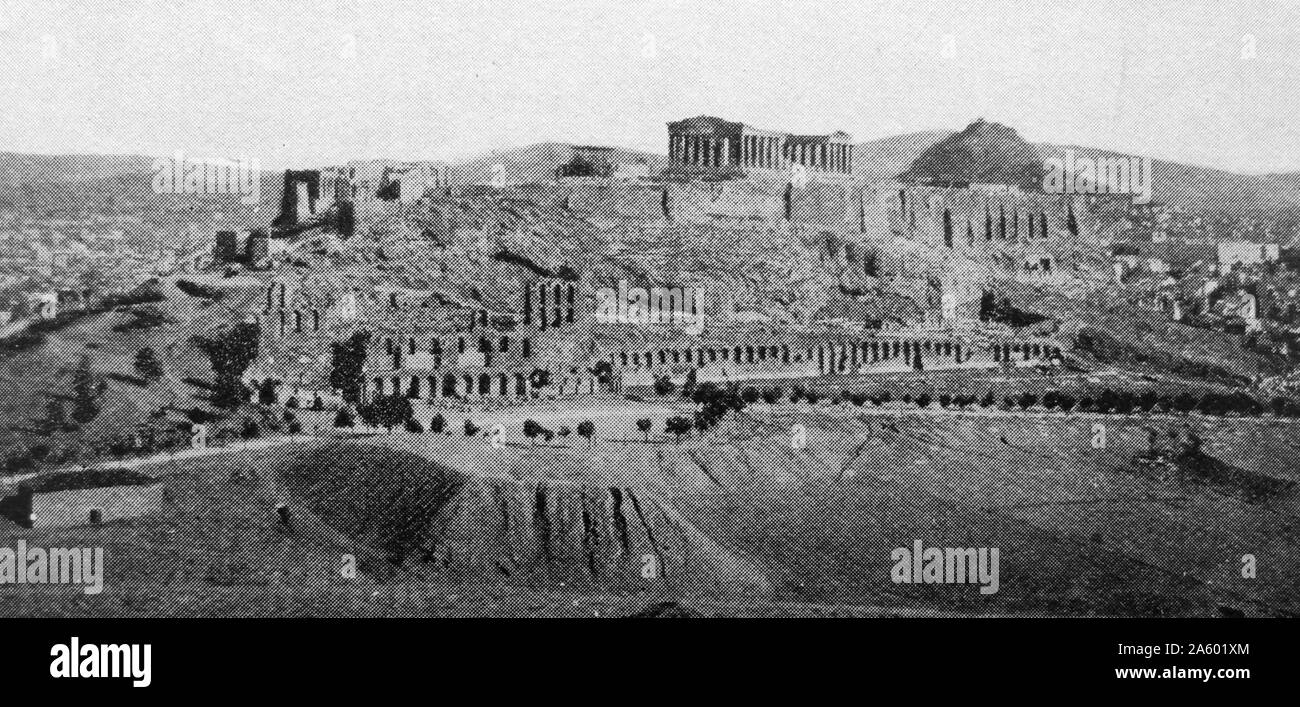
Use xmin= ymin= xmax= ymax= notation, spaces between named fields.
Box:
xmin=203 ymin=117 xmax=1105 ymax=406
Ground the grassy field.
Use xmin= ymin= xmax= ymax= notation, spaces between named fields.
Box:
xmin=2 ymin=401 xmax=1297 ymax=617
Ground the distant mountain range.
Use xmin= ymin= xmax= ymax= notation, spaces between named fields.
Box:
xmin=4 ymin=123 xmax=1300 ymax=224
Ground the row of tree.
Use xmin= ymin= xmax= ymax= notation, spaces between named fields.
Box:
xmin=662 ymin=379 xmax=1300 ymax=419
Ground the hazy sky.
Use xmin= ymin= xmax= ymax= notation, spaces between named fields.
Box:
xmin=2 ymin=0 xmax=1299 ymax=172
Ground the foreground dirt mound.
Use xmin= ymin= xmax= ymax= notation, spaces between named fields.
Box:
xmin=279 ymin=440 xmax=771 ymax=596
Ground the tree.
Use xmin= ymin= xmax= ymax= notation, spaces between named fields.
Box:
xmin=636 ymin=418 xmax=652 ymax=442
xmin=762 ymin=387 xmax=785 ymax=404
xmin=43 ymin=399 xmax=68 ymax=434
xmin=1172 ymin=392 xmax=1198 ymax=414
xmin=653 ymin=375 xmax=677 ymax=397
xmin=980 ymin=391 xmax=996 ymax=408
xmin=240 ymin=418 xmax=261 ymax=439
xmin=1057 ymin=394 xmax=1076 ymax=413
xmin=210 ymin=373 xmax=248 ymax=409
xmin=1018 ymin=392 xmax=1037 ymax=410
xmin=680 ymin=369 xmax=697 ymax=398
xmin=428 ymin=413 xmax=446 ymax=434
xmin=665 ymin=416 xmax=692 ymax=444
xmin=915 ymin=393 xmax=932 ymax=409
xmin=362 ymin=394 xmax=414 ymax=431
xmin=195 ymin=322 xmax=260 ymax=409
xmin=577 ymin=420 xmax=595 ymax=446
xmin=463 ymin=420 xmax=480 ymax=436
xmin=938 ymin=394 xmax=952 ymax=408
xmin=71 ymin=354 xmax=102 ymax=424
xmin=404 ymin=418 xmax=424 ymax=433
xmin=741 ymin=386 xmax=761 ymax=405
xmin=134 ymin=347 xmax=163 ymax=380
xmin=529 ymin=368 xmax=552 ymax=391
xmin=589 ymin=360 xmax=614 ymax=391
xmin=329 ymin=331 xmax=371 ymax=404
xmin=257 ymin=379 xmax=279 ymax=406
xmin=523 ymin=419 xmax=545 ymax=445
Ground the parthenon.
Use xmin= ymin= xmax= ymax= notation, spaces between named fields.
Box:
xmin=667 ymin=115 xmax=853 ymax=174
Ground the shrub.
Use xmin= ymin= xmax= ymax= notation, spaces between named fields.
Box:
xmin=428 ymin=413 xmax=446 ymax=434
xmin=576 ymin=420 xmax=595 ymax=445
xmin=665 ymin=416 xmax=692 ymax=443
xmin=653 ymin=376 xmax=676 ymax=397
xmin=334 ymin=408 xmax=356 ymax=428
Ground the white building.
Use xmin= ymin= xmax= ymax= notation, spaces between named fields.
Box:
xmin=1217 ymin=241 xmax=1278 ymax=271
